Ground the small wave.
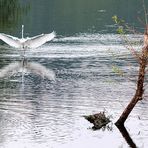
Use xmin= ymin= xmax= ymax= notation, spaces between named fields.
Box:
xmin=54 ymin=33 xmax=143 ymax=45
xmin=0 ymin=33 xmax=143 ymax=60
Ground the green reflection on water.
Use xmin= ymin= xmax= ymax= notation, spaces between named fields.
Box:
xmin=0 ymin=0 xmax=148 ymax=35
xmin=0 ymin=0 xmax=30 ymax=33
xmin=21 ymin=0 xmax=148 ymax=35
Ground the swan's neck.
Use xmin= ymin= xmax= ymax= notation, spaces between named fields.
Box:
xmin=22 ymin=25 xmax=24 ymax=39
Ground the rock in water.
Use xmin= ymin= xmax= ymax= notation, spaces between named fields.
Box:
xmin=84 ymin=112 xmax=111 ymax=130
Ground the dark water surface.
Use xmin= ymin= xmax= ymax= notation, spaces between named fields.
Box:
xmin=0 ymin=0 xmax=148 ymax=148
xmin=1 ymin=0 xmax=148 ymax=35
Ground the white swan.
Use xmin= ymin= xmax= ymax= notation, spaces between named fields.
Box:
xmin=0 ymin=25 xmax=56 ymax=49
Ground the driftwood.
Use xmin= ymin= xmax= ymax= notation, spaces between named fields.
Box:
xmin=115 ymin=25 xmax=148 ymax=126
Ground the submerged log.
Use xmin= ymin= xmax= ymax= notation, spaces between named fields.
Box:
xmin=115 ymin=25 xmax=148 ymax=126
xmin=84 ymin=112 xmax=111 ymax=130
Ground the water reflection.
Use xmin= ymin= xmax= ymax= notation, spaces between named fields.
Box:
xmin=116 ymin=125 xmax=137 ymax=148
xmin=0 ymin=0 xmax=29 ymax=32
xmin=14 ymin=0 xmax=148 ymax=36
xmin=0 ymin=57 xmax=55 ymax=81
xmin=0 ymin=34 xmax=147 ymax=148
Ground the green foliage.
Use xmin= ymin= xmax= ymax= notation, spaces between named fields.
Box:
xmin=117 ymin=26 xmax=125 ymax=34
xmin=112 ymin=15 xmax=126 ymax=34
xmin=112 ymin=15 xmax=141 ymax=59
xmin=112 ymin=66 xmax=124 ymax=76
xmin=112 ymin=15 xmax=118 ymax=24
xmin=112 ymin=15 xmax=125 ymax=24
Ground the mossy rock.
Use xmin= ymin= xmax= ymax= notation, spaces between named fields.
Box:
xmin=84 ymin=112 xmax=111 ymax=130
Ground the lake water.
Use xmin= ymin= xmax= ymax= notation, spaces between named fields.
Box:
xmin=0 ymin=0 xmax=148 ymax=148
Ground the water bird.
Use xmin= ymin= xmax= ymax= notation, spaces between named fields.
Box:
xmin=0 ymin=25 xmax=56 ymax=49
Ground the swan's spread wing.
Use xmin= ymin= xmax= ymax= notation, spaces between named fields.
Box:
xmin=0 ymin=33 xmax=21 ymax=48
xmin=25 ymin=31 xmax=56 ymax=48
